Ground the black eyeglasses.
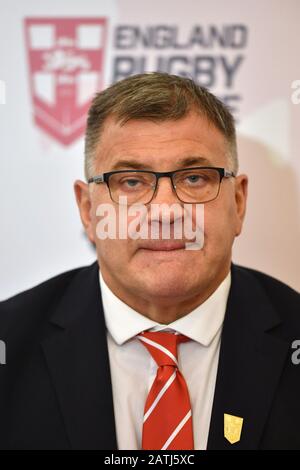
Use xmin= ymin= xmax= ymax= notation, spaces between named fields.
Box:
xmin=88 ymin=167 xmax=236 ymax=205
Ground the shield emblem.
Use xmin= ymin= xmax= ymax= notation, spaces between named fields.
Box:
xmin=24 ymin=17 xmax=107 ymax=145
xmin=224 ymin=413 xmax=244 ymax=444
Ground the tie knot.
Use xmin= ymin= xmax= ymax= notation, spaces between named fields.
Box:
xmin=137 ymin=331 xmax=190 ymax=367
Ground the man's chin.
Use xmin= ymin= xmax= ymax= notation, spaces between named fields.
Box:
xmin=134 ymin=270 xmax=199 ymax=300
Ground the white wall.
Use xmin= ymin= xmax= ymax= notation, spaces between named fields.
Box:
xmin=0 ymin=0 xmax=299 ymax=299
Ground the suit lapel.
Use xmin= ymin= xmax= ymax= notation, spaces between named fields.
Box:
xmin=41 ymin=262 xmax=117 ymax=450
xmin=207 ymin=265 xmax=290 ymax=450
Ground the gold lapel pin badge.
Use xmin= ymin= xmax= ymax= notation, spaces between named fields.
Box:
xmin=224 ymin=413 xmax=244 ymax=444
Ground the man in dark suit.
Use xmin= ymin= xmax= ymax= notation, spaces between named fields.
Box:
xmin=0 ymin=73 xmax=299 ymax=450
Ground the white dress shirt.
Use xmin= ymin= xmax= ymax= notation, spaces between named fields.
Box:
xmin=99 ymin=270 xmax=231 ymax=450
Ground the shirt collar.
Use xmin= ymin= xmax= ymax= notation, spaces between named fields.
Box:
xmin=99 ymin=270 xmax=231 ymax=347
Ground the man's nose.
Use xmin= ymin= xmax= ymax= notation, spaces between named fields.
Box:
xmin=149 ymin=177 xmax=184 ymax=226
xmin=150 ymin=177 xmax=179 ymax=205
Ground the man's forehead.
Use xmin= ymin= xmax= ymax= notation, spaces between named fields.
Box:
xmin=100 ymin=111 xmax=215 ymax=137
xmin=95 ymin=114 xmax=227 ymax=165
xmin=108 ymin=155 xmax=214 ymax=171
xmin=99 ymin=113 xmax=224 ymax=147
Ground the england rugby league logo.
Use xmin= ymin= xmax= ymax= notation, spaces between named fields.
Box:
xmin=24 ymin=18 xmax=107 ymax=145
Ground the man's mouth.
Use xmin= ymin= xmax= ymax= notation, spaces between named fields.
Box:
xmin=138 ymin=241 xmax=187 ymax=251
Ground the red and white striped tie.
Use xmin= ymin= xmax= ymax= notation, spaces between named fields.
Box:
xmin=138 ymin=331 xmax=194 ymax=450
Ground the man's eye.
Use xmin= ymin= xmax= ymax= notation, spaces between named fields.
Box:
xmin=121 ymin=178 xmax=144 ymax=188
xmin=184 ymin=174 xmax=207 ymax=184
xmin=187 ymin=175 xmax=201 ymax=183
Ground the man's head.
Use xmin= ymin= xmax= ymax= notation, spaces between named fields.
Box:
xmin=75 ymin=72 xmax=247 ymax=322
xmin=84 ymin=72 xmax=238 ymax=180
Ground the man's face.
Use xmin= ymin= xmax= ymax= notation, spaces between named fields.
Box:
xmin=75 ymin=112 xmax=247 ymax=310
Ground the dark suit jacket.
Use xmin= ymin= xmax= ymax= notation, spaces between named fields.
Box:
xmin=0 ymin=262 xmax=299 ymax=450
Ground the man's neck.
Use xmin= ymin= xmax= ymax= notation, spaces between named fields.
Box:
xmin=99 ymin=266 xmax=231 ymax=324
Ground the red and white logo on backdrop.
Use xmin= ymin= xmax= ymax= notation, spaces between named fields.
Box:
xmin=24 ymin=18 xmax=107 ymax=146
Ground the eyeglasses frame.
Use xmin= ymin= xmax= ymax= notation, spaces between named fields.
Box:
xmin=87 ymin=166 xmax=236 ymax=204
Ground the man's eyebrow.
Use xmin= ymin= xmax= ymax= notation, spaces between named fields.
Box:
xmin=110 ymin=159 xmax=151 ymax=170
xmin=109 ymin=156 xmax=213 ymax=171
xmin=176 ymin=156 xmax=213 ymax=167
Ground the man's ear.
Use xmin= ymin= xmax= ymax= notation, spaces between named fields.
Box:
xmin=74 ymin=180 xmax=95 ymax=244
xmin=234 ymin=174 xmax=248 ymax=237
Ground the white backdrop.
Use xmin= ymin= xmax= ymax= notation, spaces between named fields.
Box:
xmin=0 ymin=0 xmax=299 ymax=299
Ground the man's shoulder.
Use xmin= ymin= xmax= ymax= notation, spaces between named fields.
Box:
xmin=0 ymin=263 xmax=97 ymax=335
xmin=234 ymin=264 xmax=299 ymax=301
xmin=233 ymin=264 xmax=300 ymax=328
